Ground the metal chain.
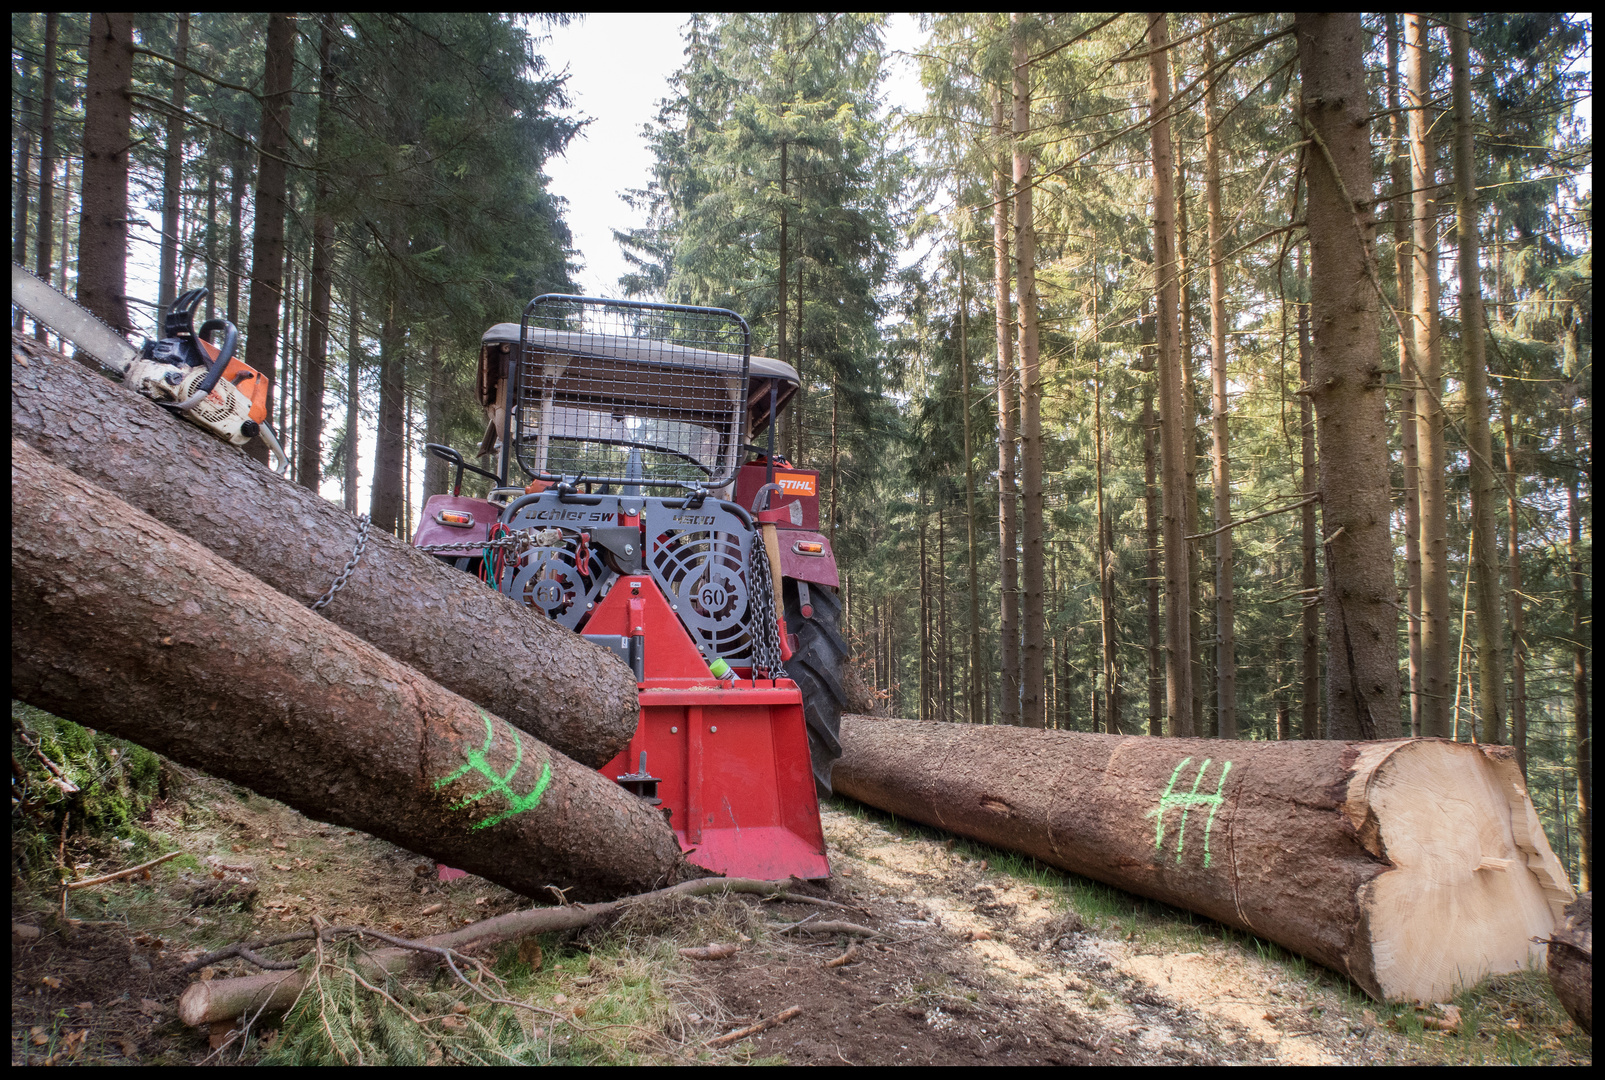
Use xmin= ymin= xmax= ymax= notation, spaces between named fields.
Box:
xmin=747 ymin=537 xmax=788 ymax=680
xmin=311 ymin=515 xmax=371 ymax=612
xmin=413 ymin=525 xmax=562 ymax=556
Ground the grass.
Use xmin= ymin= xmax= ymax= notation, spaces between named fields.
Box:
xmin=826 ymin=793 xmax=1592 ymax=1066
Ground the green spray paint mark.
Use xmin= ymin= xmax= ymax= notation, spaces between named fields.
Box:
xmin=1147 ymin=757 xmax=1233 ymax=867
xmin=433 ymin=712 xmax=553 ymax=830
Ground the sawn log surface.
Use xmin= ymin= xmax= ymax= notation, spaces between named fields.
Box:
xmin=10 ymin=334 xmax=635 ymax=768
xmin=11 ymin=440 xmax=686 ymax=901
xmin=834 ymin=716 xmax=1573 ymax=1003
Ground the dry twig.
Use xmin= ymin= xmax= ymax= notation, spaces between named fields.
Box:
xmin=707 ymin=1006 xmax=802 ymax=1047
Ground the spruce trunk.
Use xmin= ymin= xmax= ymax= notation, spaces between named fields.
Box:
xmin=991 ymin=88 xmax=1020 ymax=727
xmin=76 ymin=12 xmax=135 ymax=335
xmin=1147 ymin=12 xmax=1194 ymax=736
xmin=1203 ymin=37 xmax=1236 ymax=739
xmin=10 ymin=441 xmax=685 ymax=902
xmin=11 ymin=336 xmax=638 ymax=769
xmin=1296 ymin=12 xmax=1401 ymax=739
xmin=1012 ymin=15 xmax=1046 ymax=729
xmin=834 ymin=716 xmax=1573 ymax=1003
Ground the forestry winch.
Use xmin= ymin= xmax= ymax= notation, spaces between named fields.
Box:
xmin=10 ymin=263 xmax=287 ymax=471
xmin=413 ymin=295 xmax=848 ymax=881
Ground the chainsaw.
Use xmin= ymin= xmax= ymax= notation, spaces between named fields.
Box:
xmin=12 ymin=262 xmax=288 ymax=472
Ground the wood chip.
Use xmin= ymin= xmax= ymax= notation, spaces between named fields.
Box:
xmin=419 ymin=903 xmax=444 ymax=917
xmin=823 ymin=944 xmax=860 ymax=968
xmin=678 ymin=942 xmax=740 ymax=961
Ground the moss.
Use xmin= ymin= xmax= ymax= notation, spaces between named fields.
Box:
xmin=12 ymin=701 xmax=166 ymax=876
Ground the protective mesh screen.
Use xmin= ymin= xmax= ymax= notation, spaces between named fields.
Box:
xmin=515 ymin=296 xmax=750 ymax=489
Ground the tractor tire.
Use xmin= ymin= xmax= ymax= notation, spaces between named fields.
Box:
xmin=782 ymin=579 xmax=850 ymax=796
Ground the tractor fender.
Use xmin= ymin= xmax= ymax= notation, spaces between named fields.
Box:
xmin=777 ymin=530 xmax=839 ymax=588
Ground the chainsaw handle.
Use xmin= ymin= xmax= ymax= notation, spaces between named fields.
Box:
xmin=173 ymin=319 xmax=240 ymax=411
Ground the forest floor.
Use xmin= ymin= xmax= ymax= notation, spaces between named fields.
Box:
xmin=11 ymin=766 xmax=1592 ymax=1066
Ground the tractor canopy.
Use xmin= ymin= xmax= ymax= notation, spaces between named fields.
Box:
xmin=476 ymin=319 xmax=798 ymax=489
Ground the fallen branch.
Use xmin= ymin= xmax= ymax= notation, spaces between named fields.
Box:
xmin=66 ymin=850 xmax=180 ymax=890
xmin=678 ymin=943 xmax=740 ymax=961
xmin=179 ymin=877 xmax=818 ymax=1026
xmin=707 ymin=1006 xmax=802 ymax=1048
xmin=823 ymin=944 xmax=860 ymax=969
xmin=778 ymin=920 xmax=879 ymax=938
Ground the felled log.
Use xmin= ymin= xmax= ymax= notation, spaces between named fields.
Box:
xmin=1547 ymin=892 xmax=1591 ymax=1033
xmin=11 ymin=441 xmax=683 ymax=902
xmin=10 ymin=333 xmax=633 ymax=768
xmin=177 ymin=877 xmax=803 ymax=1026
xmin=833 ymin=716 xmax=1574 ymax=1004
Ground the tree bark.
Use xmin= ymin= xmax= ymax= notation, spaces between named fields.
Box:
xmin=834 ymin=715 xmax=1574 ymax=1004
xmin=991 ymin=87 xmax=1020 ymax=727
xmin=345 ymin=297 xmax=362 ymax=513
xmin=34 ymin=12 xmax=59 ymax=310
xmin=1449 ymin=12 xmax=1506 ymax=746
xmin=15 ymin=107 xmax=34 ymax=333
xmin=11 ymin=441 xmax=684 ymax=902
xmin=1296 ymin=12 xmax=1401 ymax=739
xmin=1142 ymin=313 xmax=1162 ymax=738
xmin=370 ymin=299 xmax=407 ymax=535
xmin=1502 ymin=411 xmax=1528 ymax=778
xmin=1547 ymin=892 xmax=1591 ymax=1034
xmin=1408 ymin=14 xmax=1453 ymax=739
xmin=298 ymin=13 xmax=337 ymax=494
xmin=1203 ymin=32 xmax=1236 ymax=740
xmin=1386 ymin=14 xmax=1424 ymax=739
xmin=227 ymin=143 xmax=247 ymax=328
xmin=1093 ymin=303 xmax=1121 ymax=735
xmin=1012 ymin=14 xmax=1046 ymax=729
xmin=1564 ymin=399 xmax=1591 ymax=890
xmin=1148 ymin=12 xmax=1194 ymax=737
xmin=959 ymin=248 xmax=982 ymax=725
xmin=158 ymin=13 xmax=189 ymax=322
xmin=1296 ymin=253 xmax=1321 ymax=740
xmin=11 ymin=337 xmax=638 ymax=769
xmin=1171 ymin=74 xmax=1206 ymax=740
xmin=77 ymin=12 xmax=135 ymax=335
xmin=243 ymin=12 xmax=297 ymax=459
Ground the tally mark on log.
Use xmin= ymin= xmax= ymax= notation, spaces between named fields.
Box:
xmin=433 ymin=712 xmax=553 ymax=830
xmin=1148 ymin=757 xmax=1233 ymax=868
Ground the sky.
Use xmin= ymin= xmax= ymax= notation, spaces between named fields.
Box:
xmin=542 ymin=13 xmax=926 ymax=298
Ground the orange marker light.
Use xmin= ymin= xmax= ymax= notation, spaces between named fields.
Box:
xmin=792 ymin=541 xmax=825 ymax=556
xmin=436 ymin=510 xmax=475 ymax=528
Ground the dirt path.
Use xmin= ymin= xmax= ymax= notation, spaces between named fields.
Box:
xmin=9 ymin=778 xmax=1559 ymax=1065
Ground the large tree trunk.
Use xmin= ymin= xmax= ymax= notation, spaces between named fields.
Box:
xmin=77 ymin=12 xmax=135 ymax=335
xmin=345 ymin=296 xmax=362 ymax=513
xmin=226 ymin=143 xmax=247 ymax=328
xmin=1147 ymin=12 xmax=1194 ymax=737
xmin=1203 ymin=32 xmax=1236 ymax=740
xmin=243 ymin=12 xmax=297 ymax=459
xmin=11 ymin=441 xmax=684 ymax=901
xmin=1565 ymin=397 xmax=1591 ymax=890
xmin=370 ymin=298 xmax=407 ymax=535
xmin=959 ymin=252 xmax=982 ymax=726
xmin=1408 ymin=14 xmax=1453 ymax=739
xmin=1503 ymin=411 xmax=1528 ymax=777
xmin=1142 ymin=313 xmax=1162 ymax=738
xmin=11 ymin=336 xmax=638 ymax=769
xmin=1449 ymin=12 xmax=1506 ymax=746
xmin=1547 ymin=892 xmax=1591 ymax=1034
xmin=15 ymin=101 xmax=34 ymax=334
xmin=1296 ymin=253 xmax=1321 ymax=740
xmin=1386 ymin=15 xmax=1424 ymax=739
xmin=158 ymin=13 xmax=189 ymax=322
xmin=834 ymin=715 xmax=1573 ymax=1003
xmin=1296 ymin=12 xmax=1401 ymax=739
xmin=1012 ymin=14 xmax=1046 ymax=729
xmin=297 ymin=14 xmax=338 ymax=494
xmin=991 ymin=87 xmax=1021 ymax=727
xmin=34 ymin=12 xmax=59 ymax=305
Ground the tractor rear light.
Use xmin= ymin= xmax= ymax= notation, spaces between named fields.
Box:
xmin=792 ymin=541 xmax=825 ymax=556
xmin=435 ymin=510 xmax=475 ymax=528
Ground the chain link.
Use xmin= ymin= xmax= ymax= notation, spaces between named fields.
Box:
xmin=311 ymin=515 xmax=371 ymax=612
xmin=747 ymin=537 xmax=788 ymax=680
xmin=413 ymin=525 xmax=562 ymax=557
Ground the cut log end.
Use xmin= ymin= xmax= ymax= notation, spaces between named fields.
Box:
xmin=1348 ymin=740 xmax=1575 ymax=1003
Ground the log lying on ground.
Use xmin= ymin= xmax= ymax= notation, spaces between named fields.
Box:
xmin=178 ymin=877 xmax=804 ymax=1027
xmin=10 ymin=333 xmax=633 ymax=768
xmin=1547 ymin=892 xmax=1590 ymax=1033
xmin=833 ymin=716 xmax=1573 ymax=1003
xmin=11 ymin=441 xmax=684 ymax=902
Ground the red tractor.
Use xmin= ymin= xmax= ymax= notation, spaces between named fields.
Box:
xmin=412 ymin=295 xmax=848 ymax=881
